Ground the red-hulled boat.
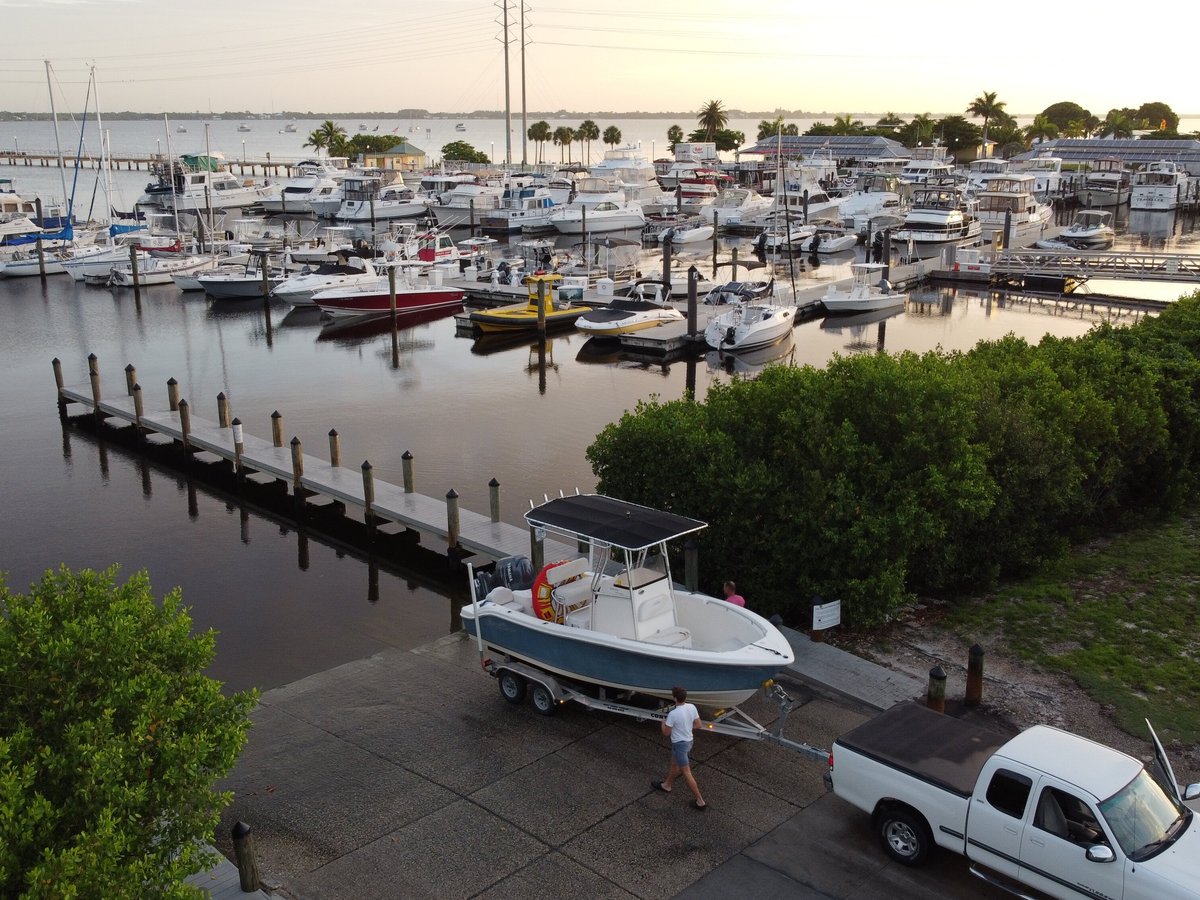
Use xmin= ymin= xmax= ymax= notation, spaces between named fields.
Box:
xmin=310 ymin=264 xmax=465 ymax=319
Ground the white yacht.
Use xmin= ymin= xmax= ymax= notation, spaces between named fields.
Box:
xmin=137 ymin=154 xmax=272 ymax=211
xmin=438 ymin=181 xmax=506 ymax=211
xmin=1019 ymin=153 xmax=1063 ymax=196
xmin=551 ymin=198 xmax=645 ymax=234
xmin=973 ymin=173 xmax=1053 ymax=247
xmin=1130 ymin=160 xmax=1192 ymax=211
xmin=704 ymin=187 xmax=774 ymax=226
xmin=479 ymin=184 xmax=556 ymax=233
xmin=588 ymin=146 xmax=670 ymax=210
xmin=259 ymin=160 xmax=344 ymax=214
xmin=965 ymin=157 xmax=1010 ymax=194
xmin=836 ymin=172 xmax=906 ymax=235
xmin=336 ymin=176 xmax=429 ymax=222
xmin=899 ymin=145 xmax=955 ymax=184
xmin=891 ymin=182 xmax=982 ymax=257
xmin=1076 ymin=157 xmax=1131 ymax=208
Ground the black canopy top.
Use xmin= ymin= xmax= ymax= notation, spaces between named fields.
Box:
xmin=525 ymin=494 xmax=706 ymax=550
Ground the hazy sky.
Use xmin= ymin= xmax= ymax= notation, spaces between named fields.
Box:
xmin=5 ymin=0 xmax=1196 ymax=117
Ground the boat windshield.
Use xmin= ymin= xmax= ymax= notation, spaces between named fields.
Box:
xmin=1098 ymin=769 xmax=1189 ymax=861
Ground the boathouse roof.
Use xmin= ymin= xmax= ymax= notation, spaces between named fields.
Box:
xmin=739 ymin=134 xmax=910 ymax=161
xmin=384 ymin=141 xmax=425 ymax=156
xmin=1011 ymin=138 xmax=1200 ymax=172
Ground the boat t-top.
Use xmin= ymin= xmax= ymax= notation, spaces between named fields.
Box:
xmin=462 ymin=494 xmax=796 ymax=707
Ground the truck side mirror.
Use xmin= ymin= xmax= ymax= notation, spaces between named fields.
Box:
xmin=1184 ymin=783 xmax=1200 ymax=802
xmin=1085 ymin=845 xmax=1115 ymax=864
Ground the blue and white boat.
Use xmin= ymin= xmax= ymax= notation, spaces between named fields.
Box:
xmin=461 ymin=494 xmax=795 ymax=707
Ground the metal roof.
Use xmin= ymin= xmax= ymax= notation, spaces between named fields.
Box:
xmin=525 ymin=494 xmax=706 ymax=550
xmin=1012 ymin=138 xmax=1200 ymax=173
xmin=740 ymin=134 xmax=910 ymax=160
xmin=384 ymin=142 xmax=425 ymax=155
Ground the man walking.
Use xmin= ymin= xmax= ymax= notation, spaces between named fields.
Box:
xmin=652 ymin=686 xmax=707 ymax=810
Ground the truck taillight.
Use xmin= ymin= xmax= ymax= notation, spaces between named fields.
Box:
xmin=828 ymin=749 xmax=834 ymax=769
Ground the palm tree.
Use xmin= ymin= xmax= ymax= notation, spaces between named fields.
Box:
xmin=576 ymin=119 xmax=600 ymax=165
xmin=603 ymin=125 xmax=622 ymax=149
xmin=696 ymin=100 xmax=727 ymax=142
xmin=315 ymin=119 xmax=347 ymax=157
xmin=832 ymin=115 xmax=863 ymax=136
xmin=1103 ymin=111 xmax=1134 ymax=139
xmin=303 ymin=129 xmax=328 ymax=156
xmin=1023 ymin=115 xmax=1059 ymax=144
xmin=908 ymin=113 xmax=936 ymax=146
xmin=1065 ymin=119 xmax=1087 ymax=138
xmin=666 ymin=125 xmax=684 ymax=152
xmin=552 ymin=125 xmax=574 ymax=165
xmin=966 ymin=91 xmax=1006 ymax=156
xmin=757 ymin=116 xmax=785 ymax=141
xmin=527 ymin=120 xmax=552 ymax=164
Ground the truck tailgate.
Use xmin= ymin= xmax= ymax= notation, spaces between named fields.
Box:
xmin=835 ymin=701 xmax=1010 ymax=797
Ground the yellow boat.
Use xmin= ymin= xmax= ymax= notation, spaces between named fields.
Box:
xmin=469 ymin=274 xmax=590 ymax=333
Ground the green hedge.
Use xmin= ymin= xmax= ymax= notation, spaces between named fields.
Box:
xmin=586 ymin=293 xmax=1200 ymax=626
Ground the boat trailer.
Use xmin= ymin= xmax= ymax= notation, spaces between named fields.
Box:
xmin=481 ymin=656 xmax=828 ymax=763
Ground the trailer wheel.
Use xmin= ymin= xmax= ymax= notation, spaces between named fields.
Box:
xmin=877 ymin=807 xmax=932 ymax=866
xmin=498 ymin=671 xmax=526 ymax=704
xmin=530 ymin=683 xmax=558 ymax=716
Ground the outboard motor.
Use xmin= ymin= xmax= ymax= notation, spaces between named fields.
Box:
xmin=877 ymin=277 xmax=893 ymax=294
xmin=493 ymin=555 xmax=535 ymax=591
xmin=724 ymin=325 xmax=737 ymax=345
xmin=472 ymin=569 xmax=495 ymax=602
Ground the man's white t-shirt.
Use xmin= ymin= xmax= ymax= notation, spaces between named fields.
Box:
xmin=665 ymin=702 xmax=699 ymax=743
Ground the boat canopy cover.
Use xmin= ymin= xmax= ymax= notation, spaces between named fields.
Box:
xmin=526 ymin=494 xmax=706 ymax=550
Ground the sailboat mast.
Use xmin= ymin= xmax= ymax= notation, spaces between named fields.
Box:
xmin=92 ymin=66 xmax=115 ymax=230
xmin=204 ymin=122 xmax=215 ymax=245
xmin=520 ymin=1 xmax=527 ymax=167
xmin=163 ymin=115 xmax=183 ymax=250
xmin=44 ymin=60 xmax=69 ymax=209
xmin=503 ymin=0 xmax=512 ymax=166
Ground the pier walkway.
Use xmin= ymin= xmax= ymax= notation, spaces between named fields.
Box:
xmin=55 ymin=357 xmax=575 ymax=564
xmin=992 ymin=247 xmax=1200 ymax=283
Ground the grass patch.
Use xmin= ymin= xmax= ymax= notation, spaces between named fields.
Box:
xmin=945 ymin=512 xmax=1200 ymax=744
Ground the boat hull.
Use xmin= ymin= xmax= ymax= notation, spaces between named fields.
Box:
xmin=461 ymin=608 xmax=787 ymax=707
xmin=470 ymin=307 xmax=585 ymax=332
xmin=313 ymin=287 xmax=464 ymax=318
xmin=704 ymin=305 xmax=794 ymax=352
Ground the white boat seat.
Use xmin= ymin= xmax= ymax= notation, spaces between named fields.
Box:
xmin=547 ymin=557 xmax=588 ymax=585
xmin=641 ymin=627 xmax=692 ymax=648
xmin=553 ymin=578 xmax=592 ymax=609
xmin=485 ymin=585 xmax=533 ymax=615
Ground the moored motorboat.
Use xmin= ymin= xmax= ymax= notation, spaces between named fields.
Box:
xmin=575 ymin=292 xmax=683 ymax=336
xmin=196 ymin=259 xmax=285 ymax=299
xmin=461 ymin=494 xmax=796 ymax=708
xmin=703 ymin=279 xmax=774 ymax=306
xmin=704 ymin=294 xmax=794 ymax=352
xmin=110 ymin=254 xmax=215 ymax=286
xmin=820 ymin=262 xmax=907 ymax=314
xmin=972 ymin=173 xmax=1053 ymax=247
xmin=1058 ymin=208 xmax=1115 ymax=248
xmin=1130 ymin=160 xmax=1192 ymax=211
xmin=310 ymin=262 xmax=464 ymax=318
xmin=271 ymin=253 xmax=382 ymax=305
xmin=891 ymin=182 xmax=982 ymax=258
xmin=468 ymin=273 xmax=589 ymax=332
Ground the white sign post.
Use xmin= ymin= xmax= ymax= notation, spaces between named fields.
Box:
xmin=812 ymin=600 xmax=842 ymax=635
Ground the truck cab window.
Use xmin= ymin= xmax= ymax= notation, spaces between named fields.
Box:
xmin=986 ymin=769 xmax=1032 ymax=818
xmin=1036 ymin=787 xmax=1108 ymax=846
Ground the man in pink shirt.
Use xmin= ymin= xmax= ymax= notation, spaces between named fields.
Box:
xmin=723 ymin=580 xmax=745 ymax=607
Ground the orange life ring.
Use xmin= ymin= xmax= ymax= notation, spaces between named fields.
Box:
xmin=531 ymin=560 xmax=580 ymax=622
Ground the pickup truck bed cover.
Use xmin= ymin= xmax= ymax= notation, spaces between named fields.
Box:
xmin=835 ymin=701 xmax=1012 ymax=797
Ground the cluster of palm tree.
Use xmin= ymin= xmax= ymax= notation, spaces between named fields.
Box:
xmin=302 ymin=120 xmax=348 ymax=157
xmin=525 ymin=119 xmax=623 ymax=166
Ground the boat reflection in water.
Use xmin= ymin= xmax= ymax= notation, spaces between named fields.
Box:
xmin=819 ymin=305 xmax=903 ymax=353
xmin=316 ymin=303 xmax=462 ymax=346
xmin=705 ymin=329 xmax=795 ymax=376
xmin=575 ymin=336 xmax=623 ymax=365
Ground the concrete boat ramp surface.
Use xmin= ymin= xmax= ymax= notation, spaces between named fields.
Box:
xmin=207 ymin=629 xmax=1007 ymax=899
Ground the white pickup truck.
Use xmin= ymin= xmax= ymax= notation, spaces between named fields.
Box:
xmin=828 ymin=701 xmax=1200 ymax=899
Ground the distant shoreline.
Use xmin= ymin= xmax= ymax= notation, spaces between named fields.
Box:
xmin=0 ymin=110 xmax=971 ymax=122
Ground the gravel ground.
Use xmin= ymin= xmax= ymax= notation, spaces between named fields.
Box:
xmin=831 ymin=606 xmax=1200 ymax=787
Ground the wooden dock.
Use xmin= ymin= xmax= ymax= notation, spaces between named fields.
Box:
xmin=53 ymin=356 xmax=576 ymax=565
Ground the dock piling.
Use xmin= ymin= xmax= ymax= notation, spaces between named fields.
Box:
xmin=271 ymin=410 xmax=283 ymax=448
xmin=926 ymin=665 xmax=947 ymax=714
xmin=362 ymin=460 xmax=375 ymax=536
xmin=446 ymin=489 xmax=460 ymax=550
xmin=87 ymin=354 xmax=101 ymax=423
xmin=965 ymin=644 xmax=985 ymax=706
xmin=124 ymin=364 xmax=137 ymax=396
xmin=177 ymin=398 xmax=191 ymax=451
xmin=132 ymin=383 xmax=144 ymax=433
xmin=52 ymin=357 xmax=65 ymax=417
xmin=328 ymin=429 xmax=341 ymax=467
xmin=290 ymin=437 xmax=304 ymax=500
xmin=167 ymin=377 xmax=180 ymax=412
xmin=230 ymin=821 xmax=261 ymax=893
xmin=128 ymin=244 xmax=141 ymax=302
xmin=489 ymin=477 xmax=501 ymax=523
xmin=216 ymin=391 xmax=230 ymax=428
xmin=232 ymin=417 xmax=244 ymax=478
xmin=402 ymin=450 xmax=414 ymax=493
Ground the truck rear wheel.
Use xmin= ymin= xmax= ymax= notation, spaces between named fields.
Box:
xmin=877 ymin=807 xmax=932 ymax=866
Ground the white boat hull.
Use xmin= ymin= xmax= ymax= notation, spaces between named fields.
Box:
xmin=705 ymin=303 xmax=794 ymax=351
